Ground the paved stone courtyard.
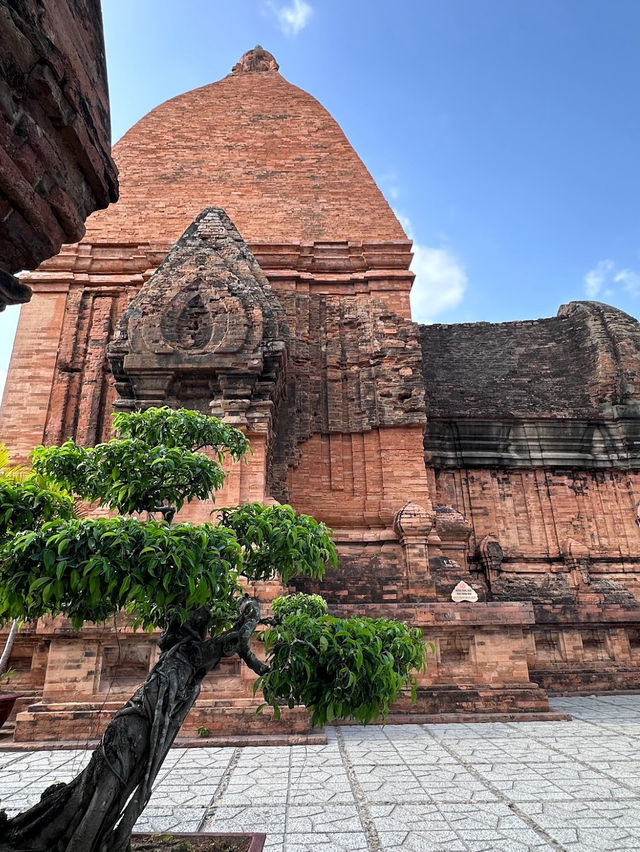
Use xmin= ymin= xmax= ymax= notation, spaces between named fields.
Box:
xmin=3 ymin=696 xmax=640 ymax=850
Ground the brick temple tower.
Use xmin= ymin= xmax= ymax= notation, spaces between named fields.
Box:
xmin=3 ymin=47 xmax=640 ymax=739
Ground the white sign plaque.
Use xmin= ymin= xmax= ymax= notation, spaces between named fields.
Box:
xmin=451 ymin=580 xmax=478 ymax=603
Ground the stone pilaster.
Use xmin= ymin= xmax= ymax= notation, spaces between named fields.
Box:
xmin=393 ymin=501 xmax=435 ymax=598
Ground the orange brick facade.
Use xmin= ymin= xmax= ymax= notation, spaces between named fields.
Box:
xmin=2 ymin=47 xmax=639 ymax=740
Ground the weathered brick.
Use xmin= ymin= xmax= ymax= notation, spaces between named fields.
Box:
xmin=0 ymin=0 xmax=117 ymax=283
xmin=7 ymin=47 xmax=640 ymax=739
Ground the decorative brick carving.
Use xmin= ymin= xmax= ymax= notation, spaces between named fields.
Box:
xmin=232 ymin=45 xmax=279 ymax=74
xmin=561 ymin=538 xmax=591 ymax=588
xmin=269 ymin=293 xmax=426 ymax=499
xmin=394 ymin=501 xmax=435 ymax=539
xmin=432 ymin=504 xmax=472 ymax=567
xmin=393 ymin=501 xmax=435 ymax=597
xmin=477 ymin=534 xmax=504 ymax=588
xmin=108 ymin=207 xmax=288 ymax=434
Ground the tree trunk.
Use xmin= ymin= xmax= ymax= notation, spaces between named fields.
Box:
xmin=0 ymin=619 xmax=18 ymax=677
xmin=0 ymin=599 xmax=266 ymax=852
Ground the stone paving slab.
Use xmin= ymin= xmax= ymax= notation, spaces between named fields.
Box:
xmin=6 ymin=696 xmax=640 ymax=849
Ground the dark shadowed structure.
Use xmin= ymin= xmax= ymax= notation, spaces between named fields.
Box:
xmin=0 ymin=0 xmax=117 ymax=308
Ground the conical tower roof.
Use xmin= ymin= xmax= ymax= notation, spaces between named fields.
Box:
xmin=85 ymin=47 xmax=406 ymax=246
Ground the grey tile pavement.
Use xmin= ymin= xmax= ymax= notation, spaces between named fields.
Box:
xmin=4 ymin=696 xmax=640 ymax=849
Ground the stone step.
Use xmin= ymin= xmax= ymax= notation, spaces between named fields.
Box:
xmin=13 ymin=699 xmax=315 ymax=742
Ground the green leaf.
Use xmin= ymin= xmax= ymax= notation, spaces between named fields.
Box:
xmin=256 ymin=613 xmax=426 ymax=727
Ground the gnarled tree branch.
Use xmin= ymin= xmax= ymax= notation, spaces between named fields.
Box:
xmin=1 ymin=595 xmax=269 ymax=852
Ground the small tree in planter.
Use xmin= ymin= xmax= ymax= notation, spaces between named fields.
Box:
xmin=0 ymin=408 xmax=425 ymax=852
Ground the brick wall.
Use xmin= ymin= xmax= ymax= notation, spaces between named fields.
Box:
xmin=82 ymin=57 xmax=405 ymax=247
xmin=421 ymin=301 xmax=640 ymax=468
xmin=0 ymin=0 xmax=117 ymax=277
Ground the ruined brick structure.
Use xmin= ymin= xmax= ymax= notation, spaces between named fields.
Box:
xmin=2 ymin=47 xmax=640 ymax=740
xmin=0 ymin=0 xmax=118 ymax=307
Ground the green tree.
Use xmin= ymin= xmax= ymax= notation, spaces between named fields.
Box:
xmin=0 ymin=408 xmax=425 ymax=852
xmin=0 ymin=445 xmax=76 ymax=676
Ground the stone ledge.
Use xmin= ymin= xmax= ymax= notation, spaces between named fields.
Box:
xmin=534 ymin=603 xmax=640 ymax=623
xmin=13 ymin=698 xmax=314 ymax=742
xmin=0 ymin=731 xmax=327 ymax=751
xmin=350 ymin=710 xmax=571 ymax=724
xmin=330 ymin=601 xmax=536 ymax=626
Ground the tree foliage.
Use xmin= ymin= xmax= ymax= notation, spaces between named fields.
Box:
xmin=0 ymin=478 xmax=75 ymax=541
xmin=0 ymin=443 xmax=76 ymax=541
xmin=31 ymin=407 xmax=249 ymax=517
xmin=113 ymin=406 xmax=250 ymax=459
xmin=31 ymin=438 xmax=226 ymax=516
xmin=0 ymin=407 xmax=427 ymax=852
xmin=258 ymin=608 xmax=425 ymax=726
xmin=0 ymin=518 xmax=242 ymax=630
xmin=218 ymin=502 xmax=337 ymax=583
xmin=272 ymin=592 xmax=328 ymax=620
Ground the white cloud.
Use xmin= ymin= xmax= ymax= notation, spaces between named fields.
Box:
xmin=584 ymin=259 xmax=614 ymax=298
xmin=394 ymin=211 xmax=467 ymax=323
xmin=584 ymin=259 xmax=640 ymax=300
xmin=269 ymin=0 xmax=313 ymax=36
xmin=378 ymin=170 xmax=401 ymax=201
xmin=614 ymin=268 xmax=640 ymax=297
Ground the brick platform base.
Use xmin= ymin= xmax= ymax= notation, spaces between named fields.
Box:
xmin=13 ymin=698 xmax=314 ymax=743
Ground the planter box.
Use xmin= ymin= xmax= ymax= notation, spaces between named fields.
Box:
xmin=132 ymin=832 xmax=266 ymax=852
xmin=0 ymin=692 xmax=23 ymax=728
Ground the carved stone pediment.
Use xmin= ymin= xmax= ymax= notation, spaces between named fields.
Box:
xmin=108 ymin=208 xmax=288 ymax=429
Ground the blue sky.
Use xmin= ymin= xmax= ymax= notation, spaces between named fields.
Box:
xmin=1 ymin=0 xmax=639 ymax=397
